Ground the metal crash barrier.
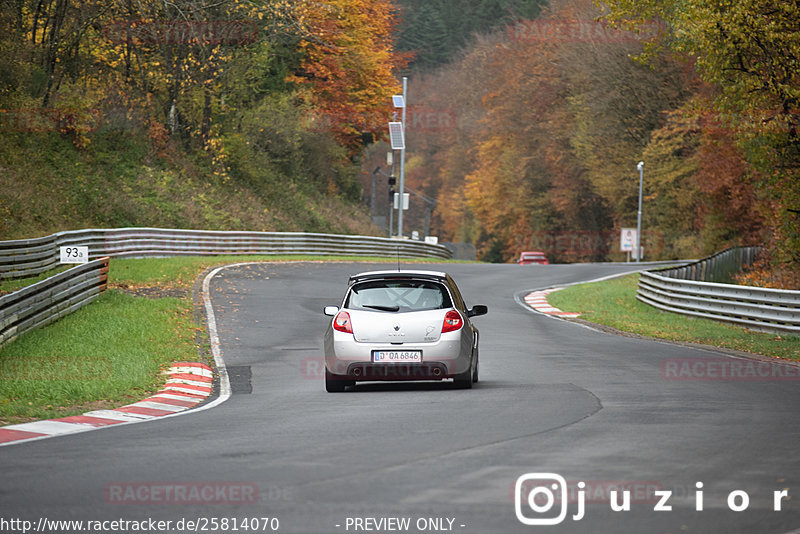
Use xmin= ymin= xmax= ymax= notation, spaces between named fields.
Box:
xmin=637 ymin=247 xmax=800 ymax=334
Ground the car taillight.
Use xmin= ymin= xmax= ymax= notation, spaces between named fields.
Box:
xmin=333 ymin=311 xmax=353 ymax=334
xmin=442 ymin=310 xmax=463 ymax=333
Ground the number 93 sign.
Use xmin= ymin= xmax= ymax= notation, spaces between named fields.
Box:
xmin=60 ymin=246 xmax=89 ymax=264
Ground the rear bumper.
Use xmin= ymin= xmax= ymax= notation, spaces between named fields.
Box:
xmin=346 ymin=362 xmax=450 ymax=381
xmin=324 ymin=330 xmax=472 ymax=380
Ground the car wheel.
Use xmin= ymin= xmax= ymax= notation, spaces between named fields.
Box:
xmin=325 ymin=368 xmax=352 ymax=392
xmin=453 ymin=362 xmax=473 ymax=390
xmin=472 ymin=348 xmax=479 ymax=383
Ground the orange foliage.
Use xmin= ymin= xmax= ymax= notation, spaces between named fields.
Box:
xmin=289 ymin=0 xmax=406 ymax=149
xmin=695 ymin=124 xmax=764 ymax=245
xmin=734 ymin=257 xmax=800 ymax=289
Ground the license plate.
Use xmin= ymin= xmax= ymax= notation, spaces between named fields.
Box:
xmin=372 ymin=350 xmax=422 ymax=363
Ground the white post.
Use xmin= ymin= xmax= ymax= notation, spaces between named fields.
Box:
xmin=397 ymin=77 xmax=408 ymax=238
xmin=636 ymin=161 xmax=644 ymax=263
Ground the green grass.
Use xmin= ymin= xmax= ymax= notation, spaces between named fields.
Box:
xmin=0 ymin=266 xmax=71 ymax=294
xmin=2 ymin=254 xmax=469 ymax=294
xmin=108 ymin=254 xmax=470 ymax=289
xmin=0 ymin=291 xmax=197 ymax=424
xmin=547 ymin=273 xmax=800 ymax=361
xmin=0 ymin=254 xmax=472 ymax=423
xmin=1 ymin=253 xmax=465 ymax=297
xmin=0 ymin=128 xmax=381 ymax=240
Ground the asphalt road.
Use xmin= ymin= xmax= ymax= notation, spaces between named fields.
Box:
xmin=1 ymin=262 xmax=798 ymax=534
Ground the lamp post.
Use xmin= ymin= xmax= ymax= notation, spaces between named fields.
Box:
xmin=636 ymin=161 xmax=644 ymax=263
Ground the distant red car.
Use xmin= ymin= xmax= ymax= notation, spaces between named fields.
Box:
xmin=517 ymin=251 xmax=549 ymax=265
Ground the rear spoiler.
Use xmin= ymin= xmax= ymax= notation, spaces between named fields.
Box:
xmin=348 ymin=271 xmax=448 ymax=285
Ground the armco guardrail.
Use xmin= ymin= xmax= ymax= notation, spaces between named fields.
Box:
xmin=649 ymin=246 xmax=763 ymax=283
xmin=0 ymin=257 xmax=109 ymax=349
xmin=0 ymin=228 xmax=453 ymax=280
xmin=637 ymin=247 xmax=800 ymax=334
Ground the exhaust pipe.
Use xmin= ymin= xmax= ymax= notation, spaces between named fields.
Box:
xmin=432 ymin=367 xmax=442 ymax=377
xmin=352 ymin=367 xmax=363 ymax=377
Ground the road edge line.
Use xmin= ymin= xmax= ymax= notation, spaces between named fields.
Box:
xmin=0 ymin=261 xmax=265 ymax=447
xmin=514 ymin=271 xmax=800 ymax=366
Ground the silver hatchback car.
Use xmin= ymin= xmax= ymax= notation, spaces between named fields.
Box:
xmin=323 ymin=270 xmax=488 ymax=392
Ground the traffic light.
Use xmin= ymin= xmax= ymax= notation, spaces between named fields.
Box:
xmin=388 ymin=188 xmax=396 ymax=203
xmin=388 ymin=175 xmax=396 ymax=186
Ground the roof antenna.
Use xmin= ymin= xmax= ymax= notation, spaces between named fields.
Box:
xmin=396 ymin=246 xmax=401 ymax=272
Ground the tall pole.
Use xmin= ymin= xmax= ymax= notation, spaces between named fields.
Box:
xmin=370 ymin=169 xmax=376 ymax=219
xmin=424 ymin=206 xmax=431 ymax=238
xmin=402 ymin=184 xmax=436 ymax=238
xmin=389 ymin=201 xmax=393 ymax=237
xmin=397 ymin=76 xmax=408 ymax=238
xmin=636 ymin=161 xmax=644 ymax=263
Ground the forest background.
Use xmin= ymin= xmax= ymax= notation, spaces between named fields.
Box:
xmin=1 ymin=0 xmax=797 ymax=284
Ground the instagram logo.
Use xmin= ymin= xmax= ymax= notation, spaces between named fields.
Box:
xmin=515 ymin=473 xmax=569 ymax=525
xmin=514 ymin=473 xmax=790 ymax=524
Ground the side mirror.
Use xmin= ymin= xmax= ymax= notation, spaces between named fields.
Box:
xmin=467 ymin=305 xmax=488 ymax=317
xmin=324 ymin=306 xmax=339 ymax=316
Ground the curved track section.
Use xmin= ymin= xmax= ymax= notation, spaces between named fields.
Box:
xmin=0 ymin=262 xmax=798 ymax=533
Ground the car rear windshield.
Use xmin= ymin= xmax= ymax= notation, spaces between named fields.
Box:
xmin=346 ymin=280 xmax=452 ymax=312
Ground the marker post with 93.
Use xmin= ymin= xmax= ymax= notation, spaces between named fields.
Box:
xmin=60 ymin=246 xmax=89 ymax=264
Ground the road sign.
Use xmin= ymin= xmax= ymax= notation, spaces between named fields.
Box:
xmin=393 ymin=193 xmax=409 ymax=210
xmin=620 ymin=228 xmax=637 ymax=252
xmin=60 ymin=246 xmax=89 ymax=264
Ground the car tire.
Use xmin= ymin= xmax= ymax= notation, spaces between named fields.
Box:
xmin=325 ymin=368 xmax=352 ymax=392
xmin=453 ymin=362 xmax=473 ymax=390
xmin=472 ymin=349 xmax=479 ymax=383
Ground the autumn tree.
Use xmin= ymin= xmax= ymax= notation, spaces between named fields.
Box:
xmin=603 ymin=0 xmax=800 ymax=277
xmin=287 ymin=0 xmax=405 ymax=150
xmin=694 ymin=117 xmax=765 ymax=250
xmin=1 ymin=0 xmax=408 ymax=236
xmin=395 ymin=0 xmax=547 ymax=70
